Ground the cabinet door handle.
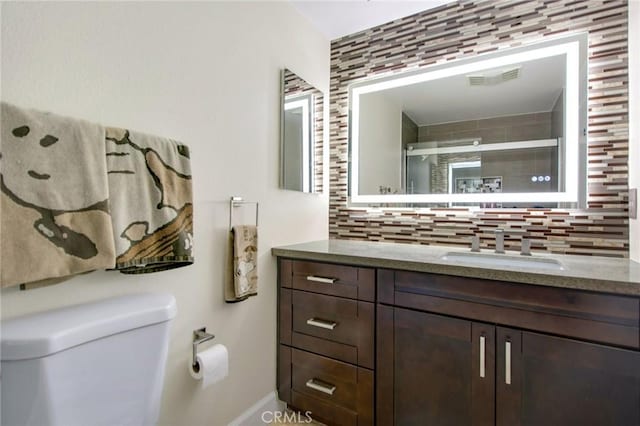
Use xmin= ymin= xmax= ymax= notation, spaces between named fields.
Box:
xmin=306 ymin=275 xmax=337 ymax=284
xmin=306 ymin=378 xmax=336 ymax=395
xmin=479 ymin=335 xmax=486 ymax=378
xmin=505 ymin=340 xmax=512 ymax=385
xmin=306 ymin=318 xmax=338 ymax=330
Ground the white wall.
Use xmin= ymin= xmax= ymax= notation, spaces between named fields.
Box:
xmin=358 ymin=92 xmax=403 ymax=194
xmin=0 ymin=2 xmax=329 ymax=425
xmin=630 ymin=0 xmax=640 ymax=262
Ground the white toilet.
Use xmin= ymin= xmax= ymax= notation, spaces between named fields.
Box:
xmin=1 ymin=292 xmax=177 ymax=426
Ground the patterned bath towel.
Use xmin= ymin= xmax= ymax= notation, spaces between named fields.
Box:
xmin=0 ymin=102 xmax=116 ymax=288
xmin=105 ymin=128 xmax=193 ymax=273
xmin=225 ymin=225 xmax=258 ymax=302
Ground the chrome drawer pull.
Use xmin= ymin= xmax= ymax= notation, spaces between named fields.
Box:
xmin=505 ymin=340 xmax=512 ymax=385
xmin=306 ymin=318 xmax=338 ymax=330
xmin=306 ymin=275 xmax=337 ymax=284
xmin=479 ymin=335 xmax=486 ymax=378
xmin=306 ymin=378 xmax=336 ymax=395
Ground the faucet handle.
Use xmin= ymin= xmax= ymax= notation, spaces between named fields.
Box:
xmin=471 ymin=235 xmax=480 ymax=252
xmin=494 ymin=228 xmax=505 ymax=254
xmin=521 ymin=239 xmax=532 ymax=256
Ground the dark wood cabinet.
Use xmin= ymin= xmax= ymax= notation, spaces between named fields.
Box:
xmin=277 ymin=256 xmax=640 ymax=426
xmin=278 ymin=259 xmax=375 ymax=425
xmin=496 ymin=328 xmax=640 ymax=426
xmin=377 ymin=305 xmax=495 ymax=426
xmin=377 ymin=269 xmax=640 ymax=426
xmin=379 ymin=308 xmax=640 ymax=426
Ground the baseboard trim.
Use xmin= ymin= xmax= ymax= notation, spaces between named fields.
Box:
xmin=228 ymin=390 xmax=284 ymax=426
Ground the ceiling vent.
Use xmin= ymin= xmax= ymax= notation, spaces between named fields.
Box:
xmin=467 ymin=66 xmax=521 ymax=86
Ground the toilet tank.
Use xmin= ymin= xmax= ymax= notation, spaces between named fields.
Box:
xmin=1 ymin=293 xmax=177 ymax=426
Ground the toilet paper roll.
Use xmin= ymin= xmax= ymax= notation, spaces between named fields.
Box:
xmin=189 ymin=344 xmax=228 ymax=388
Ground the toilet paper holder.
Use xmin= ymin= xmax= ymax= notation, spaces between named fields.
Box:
xmin=192 ymin=327 xmax=215 ymax=370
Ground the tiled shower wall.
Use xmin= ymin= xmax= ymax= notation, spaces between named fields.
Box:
xmin=417 ymin=112 xmax=554 ymax=145
xmin=417 ymin=112 xmax=557 ymax=195
xmin=329 ymin=0 xmax=629 ymax=257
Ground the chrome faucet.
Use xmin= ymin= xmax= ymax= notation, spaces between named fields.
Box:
xmin=494 ymin=228 xmax=505 ymax=254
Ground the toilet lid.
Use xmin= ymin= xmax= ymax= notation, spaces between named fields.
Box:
xmin=1 ymin=292 xmax=177 ymax=360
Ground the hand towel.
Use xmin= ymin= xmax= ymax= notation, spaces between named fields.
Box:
xmin=0 ymin=102 xmax=116 ymax=288
xmin=225 ymin=225 xmax=258 ymax=302
xmin=105 ymin=128 xmax=193 ymax=273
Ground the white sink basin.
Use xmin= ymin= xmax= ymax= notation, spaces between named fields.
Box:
xmin=440 ymin=252 xmax=564 ymax=271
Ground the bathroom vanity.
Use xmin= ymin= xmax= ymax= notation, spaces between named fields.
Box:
xmin=273 ymin=240 xmax=640 ymax=426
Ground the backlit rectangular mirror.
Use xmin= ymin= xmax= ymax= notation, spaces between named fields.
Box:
xmin=280 ymin=68 xmax=324 ymax=193
xmin=349 ymin=34 xmax=588 ymax=208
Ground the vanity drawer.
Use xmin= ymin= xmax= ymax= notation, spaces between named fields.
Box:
xmin=381 ymin=269 xmax=640 ymax=349
xmin=282 ymin=259 xmax=375 ymax=302
xmin=284 ymin=289 xmax=374 ymax=369
xmin=290 ymin=348 xmax=373 ymax=426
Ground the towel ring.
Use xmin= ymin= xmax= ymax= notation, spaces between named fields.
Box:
xmin=229 ymin=196 xmax=259 ymax=231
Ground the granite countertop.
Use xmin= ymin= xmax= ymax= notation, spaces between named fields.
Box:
xmin=271 ymin=240 xmax=640 ymax=296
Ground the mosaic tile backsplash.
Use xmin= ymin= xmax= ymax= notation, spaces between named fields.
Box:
xmin=329 ymin=0 xmax=629 ymax=257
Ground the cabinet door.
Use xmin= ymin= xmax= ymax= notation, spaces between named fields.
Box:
xmin=377 ymin=305 xmax=494 ymax=426
xmin=497 ymin=327 xmax=640 ymax=426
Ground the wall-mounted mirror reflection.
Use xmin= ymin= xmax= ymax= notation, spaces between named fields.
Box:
xmin=350 ymin=34 xmax=587 ymax=208
xmin=280 ymin=68 xmax=323 ymax=193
